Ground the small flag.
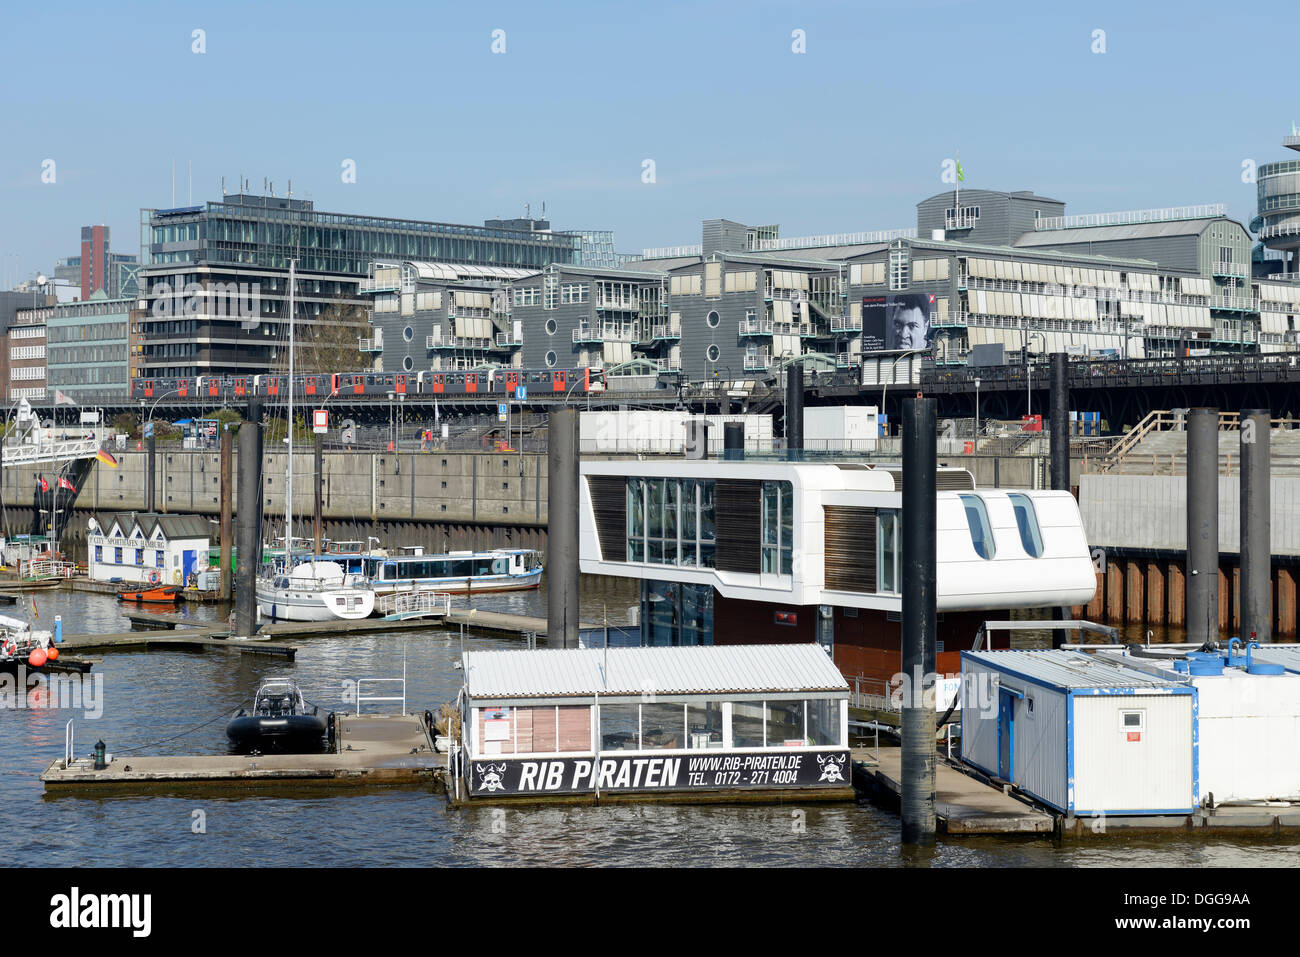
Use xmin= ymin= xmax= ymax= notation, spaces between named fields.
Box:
xmin=957 ymin=159 xmax=965 ymax=183
xmin=54 ymin=390 xmax=77 ymax=406
xmin=30 ymin=597 xmax=38 ymax=621
xmin=96 ymin=448 xmax=119 ymax=468
xmin=38 ymin=475 xmax=49 ymax=493
xmin=58 ymin=477 xmax=76 ymax=492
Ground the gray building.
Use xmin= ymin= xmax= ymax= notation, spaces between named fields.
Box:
xmin=1256 ymin=132 xmax=1300 ymax=278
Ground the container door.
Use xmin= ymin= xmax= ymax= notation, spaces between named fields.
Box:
xmin=997 ymin=690 xmax=1015 ymax=780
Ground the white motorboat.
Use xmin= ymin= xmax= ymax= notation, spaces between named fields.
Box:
xmin=256 ymin=560 xmax=376 ymax=622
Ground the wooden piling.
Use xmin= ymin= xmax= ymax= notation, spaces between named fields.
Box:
xmin=1167 ymin=561 xmax=1186 ymax=628
xmin=1146 ymin=560 xmax=1165 ymax=625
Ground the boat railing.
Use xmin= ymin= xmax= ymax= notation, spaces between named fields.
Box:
xmin=20 ymin=559 xmax=76 ymax=580
xmin=355 ymin=677 xmax=406 ymax=716
xmin=848 ymin=675 xmax=895 ymax=713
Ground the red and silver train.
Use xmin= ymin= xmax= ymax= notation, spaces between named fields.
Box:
xmin=130 ymin=368 xmax=607 ymax=401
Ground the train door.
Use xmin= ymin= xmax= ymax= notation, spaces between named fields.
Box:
xmin=352 ymin=374 xmax=365 ymax=395
xmin=305 ymin=375 xmax=318 ymax=396
xmin=465 ymin=373 xmax=478 ymax=394
xmin=551 ymin=371 xmax=566 ymax=393
xmin=177 ymin=378 xmax=190 ymax=398
xmin=234 ymin=377 xmax=246 ymax=397
xmin=396 ymin=374 xmax=407 ymax=395
xmin=430 ymin=373 xmax=445 ymax=394
xmin=142 ymin=379 xmax=155 ymax=398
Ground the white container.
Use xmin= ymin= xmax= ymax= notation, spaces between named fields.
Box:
xmin=803 ymin=406 xmax=879 ymax=453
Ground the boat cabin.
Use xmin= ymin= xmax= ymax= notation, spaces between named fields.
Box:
xmin=456 ymin=644 xmax=853 ymax=804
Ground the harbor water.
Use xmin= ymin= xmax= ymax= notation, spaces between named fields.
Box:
xmin=2 ymin=582 xmax=1299 ymax=867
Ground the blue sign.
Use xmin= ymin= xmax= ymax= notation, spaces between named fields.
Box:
xmin=516 ymin=385 xmax=527 ymax=401
xmin=143 ymin=422 xmax=154 ymax=438
xmin=497 ymin=403 xmax=507 ymax=416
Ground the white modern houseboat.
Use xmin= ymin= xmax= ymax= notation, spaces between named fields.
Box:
xmin=355 ymin=547 xmax=542 ymax=596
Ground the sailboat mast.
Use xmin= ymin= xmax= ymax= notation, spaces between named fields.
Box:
xmin=286 ymin=258 xmax=294 ymax=566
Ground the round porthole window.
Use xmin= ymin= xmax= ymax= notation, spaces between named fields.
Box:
xmin=402 ymin=355 xmax=413 ymax=371
xmin=706 ymin=344 xmax=720 ymax=362
xmin=546 ymin=319 xmax=557 ymax=335
xmin=545 ymin=351 xmax=557 ymax=368
xmin=403 ymin=325 xmax=413 ymax=342
xmin=706 ymin=310 xmax=720 ymax=328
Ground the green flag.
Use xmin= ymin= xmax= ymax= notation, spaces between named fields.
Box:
xmin=957 ymin=159 xmax=965 ymax=183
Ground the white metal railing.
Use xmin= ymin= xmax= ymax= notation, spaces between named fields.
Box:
xmin=660 ymin=357 xmax=682 ymax=371
xmin=573 ymin=325 xmax=602 ymax=342
xmin=495 ymin=332 xmax=520 ymax=347
xmin=769 ymin=288 xmax=810 ymax=302
xmin=739 ymin=317 xmax=774 ymax=336
xmin=1211 ymin=260 xmax=1249 ymax=277
xmin=1 ymin=435 xmax=99 ymax=468
xmin=596 ymin=296 xmax=639 ymax=311
xmin=356 ymin=669 xmax=407 ymax=716
xmin=753 ymin=228 xmax=916 ymax=251
xmin=359 ymin=337 xmax=381 ymax=351
xmin=1035 ymin=203 xmax=1226 ymax=231
xmin=945 ymin=213 xmax=978 ymax=230
xmin=376 ymin=590 xmax=452 ymax=618
xmin=830 ymin=316 xmax=863 ymax=333
xmin=601 ymin=322 xmax=638 ymax=342
xmin=651 ymin=322 xmax=681 ymax=340
xmin=65 ymin=719 xmax=74 ymax=767
xmin=743 ymin=353 xmax=771 ymax=370
xmin=20 ymin=559 xmax=75 ymax=579
xmin=640 ymin=244 xmax=703 ymax=259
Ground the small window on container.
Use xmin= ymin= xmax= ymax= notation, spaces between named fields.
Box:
xmin=1008 ymin=493 xmax=1044 ymax=558
xmin=959 ymin=493 xmax=995 ymax=559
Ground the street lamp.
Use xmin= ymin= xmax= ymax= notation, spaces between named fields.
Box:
xmin=1023 ymin=331 xmax=1045 ymax=418
xmin=974 ymin=377 xmax=981 ymax=453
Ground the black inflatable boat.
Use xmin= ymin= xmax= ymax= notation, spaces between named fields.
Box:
xmin=227 ymin=678 xmax=330 ymax=752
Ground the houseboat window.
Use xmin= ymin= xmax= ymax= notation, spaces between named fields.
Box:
xmin=481 ymin=705 xmax=592 ymax=756
xmin=761 ymin=481 xmax=794 ymax=576
xmin=599 ymin=703 xmax=641 ymax=751
xmin=641 ymin=703 xmax=686 ymax=750
xmin=556 ymin=706 xmax=591 ymax=751
xmin=647 ymin=580 xmax=680 ymax=646
xmin=1008 ymin=493 xmax=1044 ymax=558
xmin=877 ymin=510 xmax=899 ymax=593
xmin=766 ymin=699 xmax=805 ymax=747
xmin=641 ymin=580 xmax=714 ymax=646
xmin=959 ymin=494 xmax=996 ymax=559
xmin=732 ymin=701 xmax=766 ymax=748
xmin=686 ymin=701 xmax=724 ymax=748
xmin=806 ymin=699 xmax=843 ymax=747
xmin=626 ymin=478 xmax=717 ymax=570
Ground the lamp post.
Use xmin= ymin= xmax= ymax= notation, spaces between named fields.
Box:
xmin=1023 ymin=332 xmax=1044 ymax=418
xmin=974 ymin=377 xmax=981 ymax=453
xmin=880 ymin=349 xmax=927 ymax=436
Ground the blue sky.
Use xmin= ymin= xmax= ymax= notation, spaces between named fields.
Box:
xmin=0 ymin=0 xmax=1291 ymax=283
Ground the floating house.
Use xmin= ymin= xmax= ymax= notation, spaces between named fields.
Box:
xmin=455 ymin=644 xmax=853 ymax=804
xmin=87 ymin=512 xmax=210 ymax=585
xmin=960 ymin=649 xmax=1197 ymax=817
xmin=579 ymin=459 xmax=1097 ymax=686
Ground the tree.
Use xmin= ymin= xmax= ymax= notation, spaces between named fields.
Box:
xmin=278 ymin=292 xmax=369 ymax=374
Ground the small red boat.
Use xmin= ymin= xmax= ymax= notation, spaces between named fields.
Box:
xmin=118 ymin=585 xmax=181 ymax=604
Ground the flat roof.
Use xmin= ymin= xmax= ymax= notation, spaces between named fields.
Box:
xmin=462 ymin=644 xmax=849 ymax=699
xmin=963 ymin=649 xmax=1187 ymax=690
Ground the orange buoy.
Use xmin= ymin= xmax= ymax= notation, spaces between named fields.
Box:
xmin=46 ymin=646 xmax=59 ymax=661
xmin=28 ymin=648 xmax=47 ymax=668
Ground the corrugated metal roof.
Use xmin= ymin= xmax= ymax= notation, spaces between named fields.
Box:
xmin=1014 ymin=218 xmax=1222 ymax=246
xmin=964 ymin=649 xmax=1185 ymax=689
xmin=463 ymin=644 xmax=848 ymax=699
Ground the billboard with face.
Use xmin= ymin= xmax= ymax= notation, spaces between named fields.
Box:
xmin=862 ymin=293 xmax=935 ymax=352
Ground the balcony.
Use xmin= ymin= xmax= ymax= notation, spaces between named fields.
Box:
xmin=651 ymin=322 xmax=681 ymax=340
xmin=830 ymin=316 xmax=863 ymax=333
xmin=596 ymin=296 xmax=639 ymax=312
xmin=1211 ymin=260 xmax=1249 ymax=278
xmin=573 ymin=324 xmax=603 ymax=343
xmin=495 ymin=332 xmax=521 ymax=347
xmin=945 ymin=213 xmax=978 ymax=230
xmin=357 ymin=277 xmax=400 ymax=294
xmin=659 ymin=357 xmax=682 ymax=371
xmin=739 ymin=317 xmax=774 ymax=336
xmin=835 ymin=352 xmax=857 ymax=369
xmin=358 ymin=337 xmax=382 ymax=352
xmin=743 ymin=352 xmax=771 ymax=371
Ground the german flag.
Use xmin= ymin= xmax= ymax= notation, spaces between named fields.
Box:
xmin=96 ymin=448 xmax=119 ymax=468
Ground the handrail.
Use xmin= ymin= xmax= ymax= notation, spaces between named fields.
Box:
xmin=65 ymin=718 xmax=74 ymax=767
xmin=355 ymin=661 xmax=407 ymax=716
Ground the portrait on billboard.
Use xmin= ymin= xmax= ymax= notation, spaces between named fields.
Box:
xmin=861 ymin=293 xmax=935 ymax=352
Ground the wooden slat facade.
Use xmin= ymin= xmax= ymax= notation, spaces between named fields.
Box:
xmin=586 ymin=476 xmax=627 ymax=562
xmin=715 ymin=479 xmax=762 ymax=574
xmin=823 ymin=505 xmax=877 ymax=593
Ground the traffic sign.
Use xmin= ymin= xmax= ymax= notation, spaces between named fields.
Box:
xmin=515 ymin=385 xmax=527 ymax=401
xmin=143 ymin=422 xmax=154 ymax=439
xmin=498 ymin=403 xmax=508 ymax=422
xmin=313 ymin=409 xmax=328 ymax=434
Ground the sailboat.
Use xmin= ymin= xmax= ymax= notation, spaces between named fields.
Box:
xmin=255 ymin=259 xmax=376 ymax=622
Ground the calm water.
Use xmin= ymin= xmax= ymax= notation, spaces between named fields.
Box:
xmin=2 ymin=585 xmax=1299 ymax=867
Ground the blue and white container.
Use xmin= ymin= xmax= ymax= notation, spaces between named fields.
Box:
xmin=960 ymin=649 xmax=1197 ymax=816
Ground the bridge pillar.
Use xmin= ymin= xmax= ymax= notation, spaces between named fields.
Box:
xmin=1186 ymin=408 xmax=1219 ymax=646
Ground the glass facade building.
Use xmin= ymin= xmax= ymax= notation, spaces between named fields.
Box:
xmin=47 ymin=296 xmax=132 ymax=400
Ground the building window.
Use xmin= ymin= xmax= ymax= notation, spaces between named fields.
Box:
xmin=94 ymin=545 xmax=102 ymax=563
xmin=959 ymin=493 xmax=996 ymax=559
xmin=545 ymin=318 xmax=557 ymax=336
xmin=403 ymin=325 xmax=413 ymax=342
xmin=877 ymin=510 xmax=899 ymax=593
xmin=403 ymin=356 xmax=413 ymax=371
xmin=889 ymin=244 xmax=909 ymax=291
xmin=706 ymin=344 xmax=720 ymax=362
xmin=761 ymin=480 xmax=793 ymax=576
xmin=627 ymin=478 xmax=715 ymax=569
xmin=706 ymin=310 xmax=720 ymax=328
xmin=1007 ymin=493 xmax=1044 ymax=558
xmin=545 ymin=351 xmax=557 ymax=368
